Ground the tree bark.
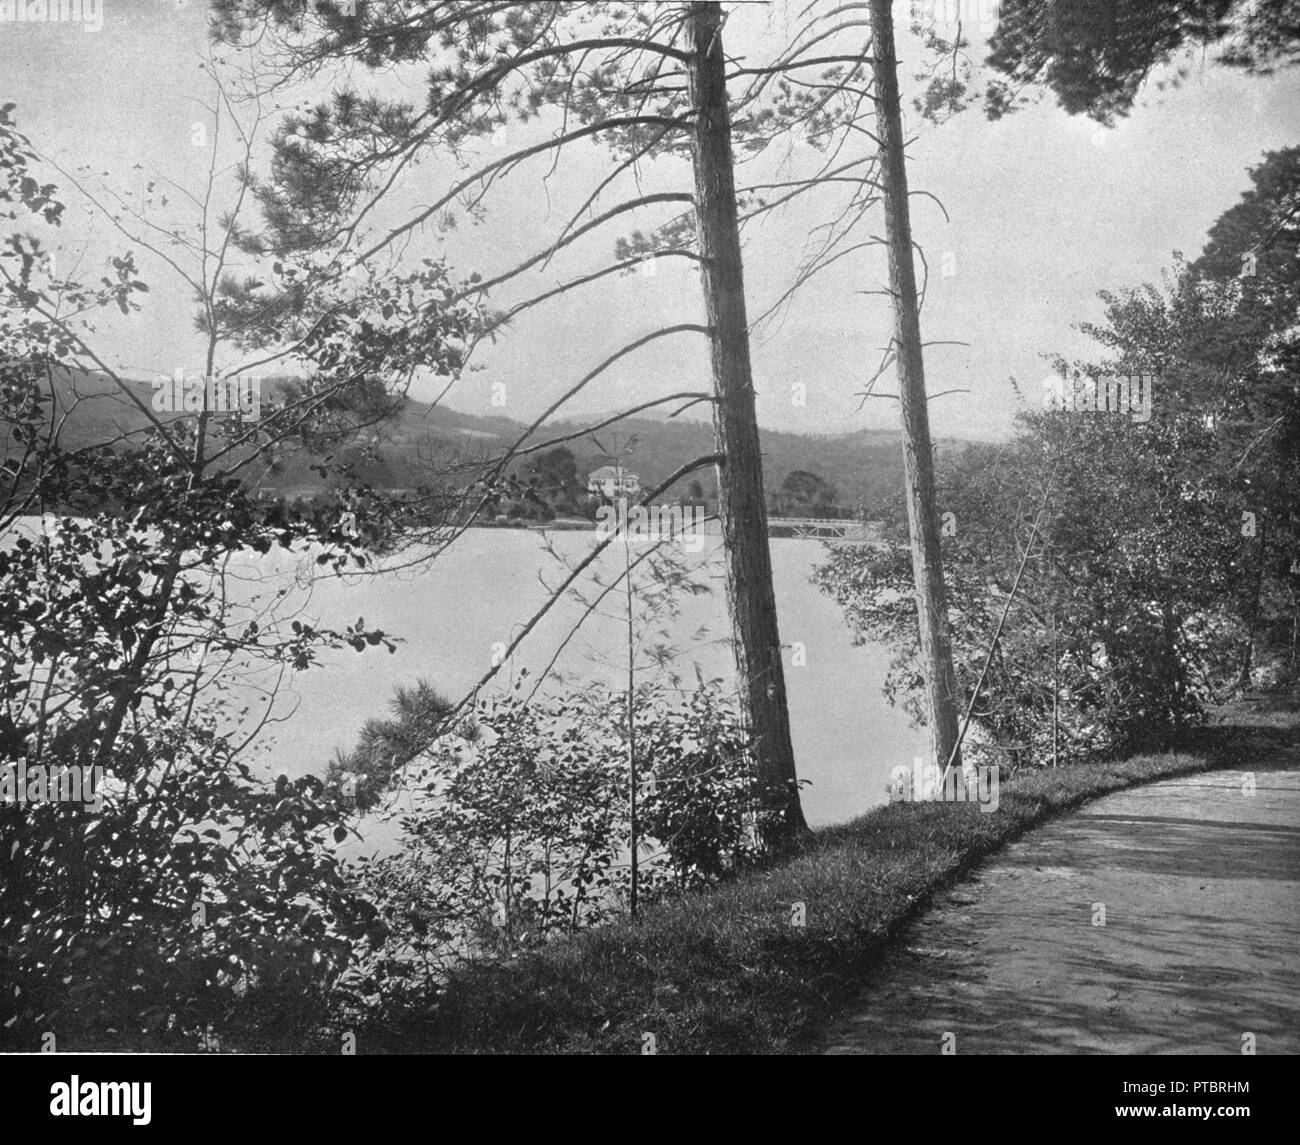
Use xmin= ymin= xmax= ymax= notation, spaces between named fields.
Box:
xmin=685 ymin=2 xmax=807 ymax=845
xmin=1239 ymin=522 xmax=1267 ymax=693
xmin=868 ymin=0 xmax=963 ymax=780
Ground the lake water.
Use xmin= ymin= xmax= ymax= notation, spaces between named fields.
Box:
xmin=223 ymin=526 xmax=926 ymax=836
xmin=9 ymin=517 xmax=925 ymax=838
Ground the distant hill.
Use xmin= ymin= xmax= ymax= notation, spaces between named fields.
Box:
xmin=20 ymin=369 xmax=968 ymax=511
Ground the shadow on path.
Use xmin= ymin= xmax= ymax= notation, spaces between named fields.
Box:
xmin=817 ymin=768 xmax=1300 ymax=1055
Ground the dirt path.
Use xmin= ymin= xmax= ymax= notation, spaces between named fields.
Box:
xmin=819 ymin=767 xmax=1300 ymax=1054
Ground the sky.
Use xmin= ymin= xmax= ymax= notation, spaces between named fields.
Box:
xmin=1 ymin=0 xmax=1297 ymax=442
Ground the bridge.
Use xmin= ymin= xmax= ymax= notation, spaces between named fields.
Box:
xmin=767 ymin=517 xmax=878 ymax=542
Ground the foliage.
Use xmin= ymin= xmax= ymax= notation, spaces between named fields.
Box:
xmin=0 ymin=103 xmax=465 ymax=1049
xmin=524 ymin=446 xmax=586 ymax=516
xmin=1082 ymin=149 xmax=1300 ymax=684
xmin=326 ymin=679 xmax=460 ymax=812
xmin=820 ymin=437 xmax=1199 ymax=766
xmin=365 ymin=721 xmax=1293 ymax=1054
xmin=339 ymin=681 xmax=769 ymax=1012
xmin=1 ymin=719 xmax=384 ymax=1050
xmin=907 ymin=2 xmax=1298 ymax=125
xmin=770 ymin=469 xmax=846 ymax=518
xmin=983 ymin=0 xmax=1299 ymax=123
xmin=635 ymin=685 xmax=772 ymax=890
xmin=815 ymin=151 xmax=1299 ymax=767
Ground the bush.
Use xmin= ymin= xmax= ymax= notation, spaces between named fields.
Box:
xmin=0 ymin=718 xmax=384 ymax=1051
xmin=341 ymin=681 xmax=768 ymax=1013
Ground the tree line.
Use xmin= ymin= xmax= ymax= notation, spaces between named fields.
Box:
xmin=0 ymin=1 xmax=1294 ymax=1050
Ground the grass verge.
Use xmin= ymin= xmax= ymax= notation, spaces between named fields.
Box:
xmin=361 ymin=722 xmax=1297 ymax=1055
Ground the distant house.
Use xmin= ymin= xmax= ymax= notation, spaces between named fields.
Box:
xmin=586 ymin=465 xmax=640 ymax=500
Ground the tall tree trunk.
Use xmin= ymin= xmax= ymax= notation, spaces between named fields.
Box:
xmin=868 ymin=0 xmax=963 ymax=780
xmin=1239 ymin=523 xmax=1267 ymax=693
xmin=686 ymin=2 xmax=807 ymax=846
xmin=623 ymin=526 xmax=639 ymax=917
xmin=1290 ymin=590 xmax=1297 ymax=670
xmin=1161 ymin=601 xmax=1185 ymax=744
xmin=1051 ymin=605 xmax=1060 ymax=767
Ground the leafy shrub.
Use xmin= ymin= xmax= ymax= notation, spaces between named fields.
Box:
xmin=0 ymin=718 xmax=384 ymax=1051
xmin=341 ymin=680 xmax=768 ymax=1012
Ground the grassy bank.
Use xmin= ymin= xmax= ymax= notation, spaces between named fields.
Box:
xmin=360 ymin=721 xmax=1297 ymax=1055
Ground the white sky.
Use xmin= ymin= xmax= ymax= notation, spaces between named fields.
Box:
xmin=2 ymin=0 xmax=1296 ymax=441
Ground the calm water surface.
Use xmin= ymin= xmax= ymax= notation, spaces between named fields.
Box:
xmin=227 ymin=527 xmax=925 ymax=834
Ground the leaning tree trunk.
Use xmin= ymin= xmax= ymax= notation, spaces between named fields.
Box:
xmin=686 ymin=1 xmax=807 ymax=845
xmin=868 ymin=0 xmax=964 ymax=782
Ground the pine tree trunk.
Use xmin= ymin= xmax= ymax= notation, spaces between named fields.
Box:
xmin=685 ymin=1 xmax=807 ymax=845
xmin=1162 ymin=601 xmax=1184 ymax=744
xmin=868 ymin=0 xmax=963 ymax=779
xmin=1239 ymin=524 xmax=1267 ymax=693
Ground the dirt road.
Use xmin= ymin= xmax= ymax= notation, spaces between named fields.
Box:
xmin=820 ymin=767 xmax=1300 ymax=1054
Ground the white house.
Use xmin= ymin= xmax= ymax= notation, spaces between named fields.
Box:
xmin=586 ymin=465 xmax=641 ymax=500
